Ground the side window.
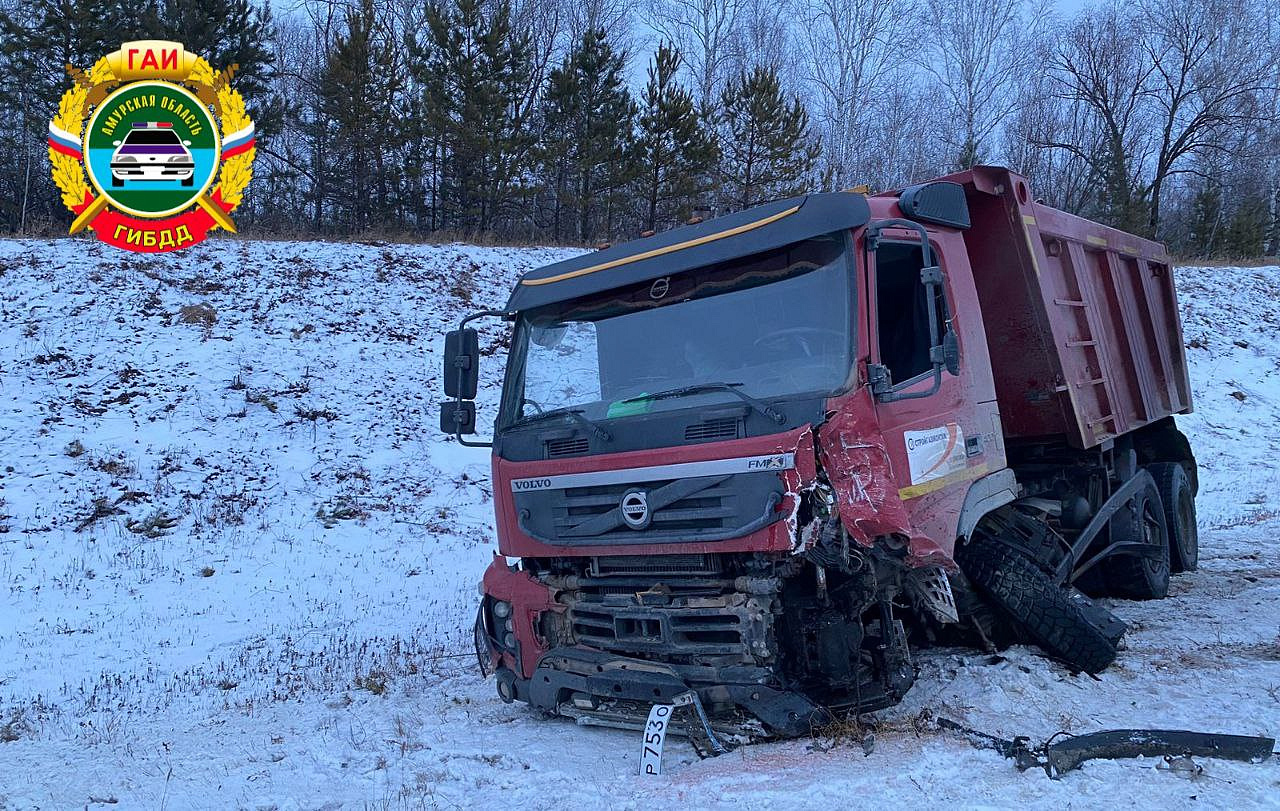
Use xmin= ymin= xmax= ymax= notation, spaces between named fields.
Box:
xmin=874 ymin=242 xmax=947 ymax=385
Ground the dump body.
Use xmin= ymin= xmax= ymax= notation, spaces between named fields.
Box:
xmin=942 ymin=166 xmax=1192 ymax=448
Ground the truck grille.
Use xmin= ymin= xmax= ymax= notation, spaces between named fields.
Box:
xmin=568 ymin=602 xmax=753 ymax=657
xmin=555 ymin=477 xmax=738 ymax=539
xmin=512 ymin=468 xmax=785 ymax=545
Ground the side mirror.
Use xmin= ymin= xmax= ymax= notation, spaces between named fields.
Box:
xmin=943 ymin=328 xmax=960 ymax=376
xmin=113 ymin=140 xmax=121 ymax=146
xmin=183 ymin=139 xmax=192 ymax=146
xmin=443 ymin=328 xmax=479 ymax=399
xmin=440 ymin=400 xmax=476 ymax=434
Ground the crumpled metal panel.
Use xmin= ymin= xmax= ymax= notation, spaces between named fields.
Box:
xmin=814 ymin=388 xmax=955 ymax=568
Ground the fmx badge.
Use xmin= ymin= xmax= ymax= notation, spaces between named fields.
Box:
xmin=47 ymin=41 xmax=255 ymax=253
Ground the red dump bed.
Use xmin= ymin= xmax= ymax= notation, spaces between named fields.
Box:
xmin=946 ymin=166 xmax=1192 ymax=449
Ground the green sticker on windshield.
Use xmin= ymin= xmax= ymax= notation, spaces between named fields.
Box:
xmin=606 ymin=397 xmax=651 ymax=418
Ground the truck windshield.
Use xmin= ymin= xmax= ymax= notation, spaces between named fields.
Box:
xmin=500 ymin=231 xmax=853 ymax=426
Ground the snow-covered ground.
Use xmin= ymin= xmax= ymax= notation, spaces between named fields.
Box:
xmin=0 ymin=238 xmax=1277 ymax=809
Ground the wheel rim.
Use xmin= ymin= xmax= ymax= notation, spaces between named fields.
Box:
xmin=1177 ymin=489 xmax=1197 ymax=565
xmin=1142 ymin=502 xmax=1168 ymax=579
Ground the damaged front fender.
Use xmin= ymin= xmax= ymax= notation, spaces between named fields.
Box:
xmin=813 ymin=388 xmax=955 ymax=568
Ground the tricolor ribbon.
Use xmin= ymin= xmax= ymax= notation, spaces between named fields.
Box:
xmin=220 ymin=123 xmax=255 ymax=160
xmin=48 ymin=123 xmax=83 ymax=160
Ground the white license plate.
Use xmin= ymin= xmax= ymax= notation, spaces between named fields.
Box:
xmin=638 ymin=702 xmax=675 ymax=776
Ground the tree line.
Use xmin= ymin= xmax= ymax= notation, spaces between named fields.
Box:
xmin=1 ymin=0 xmax=1278 ymax=258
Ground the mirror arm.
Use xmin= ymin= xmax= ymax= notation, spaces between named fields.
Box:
xmin=458 ymin=309 xmax=508 ymax=331
xmin=865 ymin=218 xmax=934 ymax=266
xmin=872 ymin=364 xmax=943 ymax=403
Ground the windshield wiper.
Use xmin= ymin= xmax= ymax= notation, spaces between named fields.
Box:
xmin=621 ymin=383 xmax=785 ymax=424
xmin=508 ymin=407 xmax=612 ymax=441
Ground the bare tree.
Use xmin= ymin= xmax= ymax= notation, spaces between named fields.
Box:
xmin=798 ymin=0 xmax=912 ymax=189
xmin=1137 ymin=0 xmax=1278 ymax=236
xmin=562 ymin=0 xmax=639 ymax=49
xmin=1001 ymin=45 xmax=1097 ymax=214
xmin=916 ymin=0 xmax=1044 ymax=169
xmin=645 ymin=0 xmax=740 ymax=113
xmin=866 ymin=82 xmax=948 ymax=189
xmin=725 ymin=0 xmax=793 ymax=77
xmin=1046 ymin=4 xmax=1155 ymax=232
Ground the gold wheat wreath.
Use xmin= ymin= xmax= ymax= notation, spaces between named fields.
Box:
xmin=49 ymin=54 xmax=254 ymax=236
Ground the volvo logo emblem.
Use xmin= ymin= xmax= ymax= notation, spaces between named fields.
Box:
xmin=649 ymin=276 xmax=670 ymax=300
xmin=620 ymin=489 xmax=651 ymax=530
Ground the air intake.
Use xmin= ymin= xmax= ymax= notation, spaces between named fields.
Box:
xmin=546 ymin=437 xmax=589 ymax=458
xmin=684 ymin=418 xmax=740 ymax=442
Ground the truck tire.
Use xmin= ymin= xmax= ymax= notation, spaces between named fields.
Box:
xmin=1147 ymin=462 xmax=1198 ymax=573
xmin=956 ymin=533 xmax=1119 ymax=674
xmin=1102 ymin=474 xmax=1170 ymax=599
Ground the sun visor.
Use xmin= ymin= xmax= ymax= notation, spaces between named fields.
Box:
xmin=505 ymin=192 xmax=871 ymax=312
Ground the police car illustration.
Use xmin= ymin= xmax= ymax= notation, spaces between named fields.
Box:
xmin=109 ymin=122 xmax=196 ymax=187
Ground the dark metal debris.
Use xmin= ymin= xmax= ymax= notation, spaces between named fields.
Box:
xmin=938 ymin=717 xmax=1275 ymax=779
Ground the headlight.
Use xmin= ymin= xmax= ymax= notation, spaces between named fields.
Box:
xmin=167 ymin=155 xmax=186 ymax=163
xmin=504 ymin=618 xmax=514 ymax=632
xmin=493 ymin=600 xmax=511 ymax=619
xmin=117 ymin=156 xmax=138 ymax=163
xmin=503 ymin=632 xmax=516 ymax=648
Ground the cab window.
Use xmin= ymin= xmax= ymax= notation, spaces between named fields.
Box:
xmin=874 ymin=242 xmax=947 ymax=385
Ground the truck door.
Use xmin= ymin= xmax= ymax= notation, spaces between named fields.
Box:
xmin=866 ymin=234 xmax=999 ymax=549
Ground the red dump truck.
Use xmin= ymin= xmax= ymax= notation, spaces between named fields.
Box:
xmin=441 ymin=165 xmax=1198 ymax=744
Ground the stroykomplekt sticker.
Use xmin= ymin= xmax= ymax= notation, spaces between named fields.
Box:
xmin=904 ymin=423 xmax=967 ymax=485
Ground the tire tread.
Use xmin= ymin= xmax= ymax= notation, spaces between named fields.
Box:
xmin=957 ymin=534 xmax=1120 ymax=674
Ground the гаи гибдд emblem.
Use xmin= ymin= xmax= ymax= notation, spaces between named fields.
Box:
xmin=47 ymin=40 xmax=255 ymax=253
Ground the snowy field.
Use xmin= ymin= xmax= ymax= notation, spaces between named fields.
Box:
xmin=0 ymin=238 xmax=1277 ymax=809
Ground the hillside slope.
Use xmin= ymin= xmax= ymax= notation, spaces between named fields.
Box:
xmin=0 ymin=238 xmax=1277 ymax=808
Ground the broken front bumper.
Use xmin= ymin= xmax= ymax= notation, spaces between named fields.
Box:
xmin=501 ymin=646 xmax=834 ymax=740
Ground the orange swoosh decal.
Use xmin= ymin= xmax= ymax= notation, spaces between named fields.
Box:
xmin=920 ymin=424 xmax=959 ymax=479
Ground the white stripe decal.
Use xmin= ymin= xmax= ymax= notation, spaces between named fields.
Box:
xmin=510 ymin=453 xmax=795 ymax=493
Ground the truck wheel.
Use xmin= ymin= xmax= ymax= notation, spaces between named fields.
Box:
xmin=1148 ymin=462 xmax=1198 ymax=572
xmin=956 ymin=533 xmax=1119 ymax=674
xmin=1103 ymin=475 xmax=1170 ymax=599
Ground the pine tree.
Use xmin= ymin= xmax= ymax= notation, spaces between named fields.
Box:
xmin=0 ymin=0 xmax=143 ymax=109
xmin=1186 ymin=181 xmax=1222 ymax=258
xmin=418 ymin=0 xmax=536 ymax=234
xmin=0 ymin=0 xmax=148 ymax=230
xmin=317 ymin=0 xmax=402 ymax=232
xmin=539 ymin=28 xmax=637 ymax=243
xmin=151 ymin=0 xmax=283 ymax=139
xmin=1222 ymin=194 xmax=1268 ymax=259
xmin=718 ymin=66 xmax=819 ymax=211
xmin=635 ymin=42 xmax=719 ymax=233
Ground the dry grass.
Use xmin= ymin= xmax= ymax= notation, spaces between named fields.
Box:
xmin=177 ymin=302 xmax=218 ymax=328
xmin=1173 ymin=256 xmax=1280 ymax=268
